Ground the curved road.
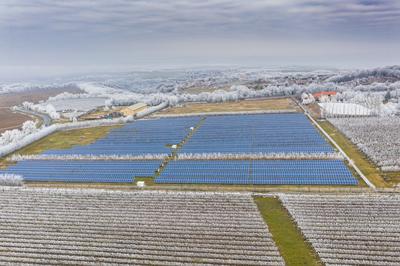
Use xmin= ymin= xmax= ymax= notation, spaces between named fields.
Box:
xmin=14 ymin=107 xmax=52 ymax=126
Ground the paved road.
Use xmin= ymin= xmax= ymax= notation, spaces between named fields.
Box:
xmin=14 ymin=107 xmax=52 ymax=126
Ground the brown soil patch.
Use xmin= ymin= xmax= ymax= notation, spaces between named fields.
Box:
xmin=161 ymin=98 xmax=300 ymax=115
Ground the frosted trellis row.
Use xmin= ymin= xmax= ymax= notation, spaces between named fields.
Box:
xmin=0 ymin=188 xmax=284 ymax=265
xmin=329 ymin=117 xmax=400 ymax=171
xmin=280 ymin=193 xmax=400 ymax=265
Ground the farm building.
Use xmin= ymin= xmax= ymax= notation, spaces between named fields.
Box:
xmin=313 ymin=91 xmax=337 ymax=102
xmin=119 ymin=103 xmax=147 ymax=116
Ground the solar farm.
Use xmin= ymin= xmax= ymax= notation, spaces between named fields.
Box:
xmin=1 ymin=112 xmax=358 ymax=186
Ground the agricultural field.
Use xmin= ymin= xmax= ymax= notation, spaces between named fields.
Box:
xmin=280 ymin=193 xmax=400 ymax=265
xmin=1 ymin=113 xmax=360 ymax=186
xmin=160 ymin=97 xmax=300 ymax=115
xmin=0 ymin=187 xmax=284 ymax=265
xmin=329 ymin=117 xmax=400 ymax=172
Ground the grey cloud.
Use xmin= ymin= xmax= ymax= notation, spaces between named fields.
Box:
xmin=0 ymin=0 xmax=398 ymax=37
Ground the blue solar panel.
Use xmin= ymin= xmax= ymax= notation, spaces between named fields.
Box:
xmin=0 ymin=160 xmax=161 ymax=183
xmin=156 ymin=160 xmax=358 ymax=185
xmin=43 ymin=116 xmax=200 ymax=156
xmin=180 ymin=113 xmax=333 ymax=154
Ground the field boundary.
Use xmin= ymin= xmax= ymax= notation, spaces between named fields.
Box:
xmin=294 ymin=99 xmax=376 ymax=189
xmin=254 ymin=196 xmax=323 ymax=266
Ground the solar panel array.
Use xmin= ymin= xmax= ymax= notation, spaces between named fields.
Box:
xmin=0 ymin=160 xmax=161 ymax=182
xmin=43 ymin=116 xmax=200 ymax=156
xmin=180 ymin=113 xmax=333 ymax=154
xmin=156 ymin=159 xmax=357 ymax=185
xmin=2 ymin=112 xmax=358 ymax=185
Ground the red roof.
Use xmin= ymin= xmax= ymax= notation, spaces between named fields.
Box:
xmin=312 ymin=91 xmax=337 ymax=98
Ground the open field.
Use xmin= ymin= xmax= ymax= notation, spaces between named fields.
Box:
xmin=17 ymin=126 xmax=118 ymax=155
xmin=160 ymin=97 xmax=300 ymax=115
xmin=0 ymin=87 xmax=82 ymax=133
xmin=0 ymin=108 xmax=31 ymax=132
xmin=254 ymin=196 xmax=322 ymax=266
xmin=318 ymin=120 xmax=389 ymax=188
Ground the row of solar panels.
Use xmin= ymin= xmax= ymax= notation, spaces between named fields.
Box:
xmin=0 ymin=159 xmax=358 ymax=185
xmin=44 ymin=116 xmax=200 ymax=155
xmin=157 ymin=160 xmax=357 ymax=185
xmin=41 ymin=113 xmax=333 ymax=155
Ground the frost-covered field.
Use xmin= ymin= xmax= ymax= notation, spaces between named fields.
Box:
xmin=280 ymin=193 xmax=400 ymax=266
xmin=0 ymin=188 xmax=284 ymax=265
xmin=329 ymin=117 xmax=400 ymax=171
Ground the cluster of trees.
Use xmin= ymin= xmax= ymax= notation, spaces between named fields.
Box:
xmin=327 ymin=65 xmax=400 ymax=83
xmin=22 ymin=101 xmax=60 ymax=119
xmin=0 ymin=121 xmax=38 ymax=146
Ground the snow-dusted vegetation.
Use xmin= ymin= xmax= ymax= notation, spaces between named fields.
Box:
xmin=280 ymin=193 xmax=400 ymax=266
xmin=329 ymin=117 xmax=400 ymax=171
xmin=2 ymin=66 xmax=400 ymax=159
xmin=0 ymin=121 xmax=39 ymax=146
xmin=4 ymin=65 xmax=400 ymax=118
xmin=0 ymin=188 xmax=284 ymax=265
xmin=10 ymin=154 xmax=169 ymax=161
xmin=9 ymin=152 xmax=342 ymax=162
xmin=22 ymin=101 xmax=60 ymax=119
xmin=0 ymin=174 xmax=23 ymax=186
xmin=176 ymin=152 xmax=342 ymax=160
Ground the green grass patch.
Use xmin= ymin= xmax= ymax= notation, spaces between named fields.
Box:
xmin=254 ymin=196 xmax=323 ymax=266
xmin=318 ymin=120 xmax=388 ymax=188
xmin=19 ymin=126 xmax=118 ymax=155
xmin=0 ymin=126 xmax=118 ymax=169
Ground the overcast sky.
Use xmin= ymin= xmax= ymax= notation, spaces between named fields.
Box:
xmin=0 ymin=0 xmax=400 ymax=80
